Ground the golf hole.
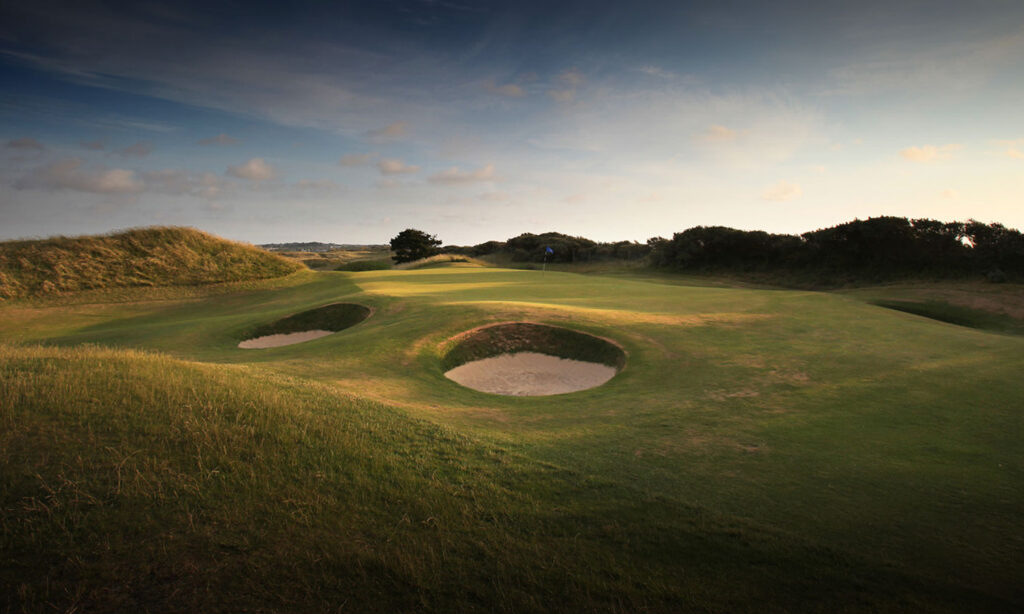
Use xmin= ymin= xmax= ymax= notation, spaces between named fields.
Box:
xmin=239 ymin=303 xmax=371 ymax=349
xmin=442 ymin=322 xmax=626 ymax=396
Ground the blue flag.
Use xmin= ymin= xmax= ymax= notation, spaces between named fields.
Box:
xmin=545 ymin=246 xmax=554 ymax=255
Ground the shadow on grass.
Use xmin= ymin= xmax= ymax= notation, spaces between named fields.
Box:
xmin=872 ymin=300 xmax=1024 ymax=335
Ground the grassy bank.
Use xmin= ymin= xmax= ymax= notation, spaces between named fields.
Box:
xmin=0 ymin=227 xmax=303 ymax=300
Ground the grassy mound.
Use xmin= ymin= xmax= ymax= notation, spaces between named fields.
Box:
xmin=248 ymin=302 xmax=372 ymax=338
xmin=0 ymin=227 xmax=303 ymax=300
xmin=4 ymin=343 xmax=1005 ymax=613
xmin=441 ymin=322 xmax=626 ymax=371
xmin=396 ymin=253 xmax=490 ymax=270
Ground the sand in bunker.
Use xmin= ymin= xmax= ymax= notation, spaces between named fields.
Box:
xmin=238 ymin=330 xmax=334 ymax=349
xmin=445 ymin=352 xmax=617 ymax=396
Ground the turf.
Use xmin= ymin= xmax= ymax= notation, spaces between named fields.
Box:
xmin=1 ymin=265 xmax=1022 ymax=612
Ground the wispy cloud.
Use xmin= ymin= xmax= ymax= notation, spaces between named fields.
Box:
xmin=294 ymin=178 xmax=340 ymax=192
xmin=378 ymin=158 xmax=419 ymax=175
xmin=143 ymin=169 xmax=231 ymax=199
xmin=484 ymin=79 xmax=525 ymax=97
xmin=548 ymin=68 xmax=584 ymax=104
xmin=761 ymin=180 xmax=802 ymax=202
xmin=429 ymin=164 xmax=497 ymax=184
xmin=6 ymin=137 xmax=45 ymax=151
xmin=118 ymin=141 xmax=154 ymax=157
xmin=227 ymin=158 xmax=276 ymax=181
xmin=16 ymin=158 xmax=144 ymax=194
xmin=80 ymin=140 xmax=105 ymax=151
xmin=696 ymin=124 xmax=738 ymax=143
xmin=339 ymin=153 xmax=376 ymax=166
xmin=198 ymin=133 xmax=240 ymax=146
xmin=900 ymin=144 xmax=962 ymax=162
xmin=995 ymin=138 xmax=1024 ymax=159
xmin=368 ymin=122 xmax=409 ymax=141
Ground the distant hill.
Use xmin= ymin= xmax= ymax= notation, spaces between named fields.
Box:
xmin=0 ymin=227 xmax=303 ymax=299
xmin=260 ymin=242 xmax=388 ymax=252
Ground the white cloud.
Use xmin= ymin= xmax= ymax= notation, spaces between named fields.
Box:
xmin=378 ymin=158 xmax=419 ymax=175
xmin=6 ymin=137 xmax=45 ymax=151
xmin=142 ymin=169 xmax=231 ymax=199
xmin=16 ymin=158 xmax=144 ymax=194
xmin=484 ymin=79 xmax=525 ymax=97
xmin=118 ymin=141 xmax=153 ymax=157
xmin=761 ymin=180 xmax=802 ymax=202
xmin=428 ymin=164 xmax=497 ymax=184
xmin=227 ymin=158 xmax=275 ymax=181
xmin=339 ymin=152 xmax=376 ymax=166
xmin=900 ymin=144 xmax=962 ymax=162
xmin=367 ymin=122 xmax=408 ymax=141
xmin=197 ymin=133 xmax=240 ymax=146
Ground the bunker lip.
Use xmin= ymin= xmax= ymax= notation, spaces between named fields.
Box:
xmin=238 ymin=302 xmax=372 ymax=349
xmin=441 ymin=321 xmax=626 ymax=396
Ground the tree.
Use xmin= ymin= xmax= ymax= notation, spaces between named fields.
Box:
xmin=389 ymin=228 xmax=442 ymax=263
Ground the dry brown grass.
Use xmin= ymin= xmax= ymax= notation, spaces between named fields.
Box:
xmin=0 ymin=226 xmax=303 ymax=299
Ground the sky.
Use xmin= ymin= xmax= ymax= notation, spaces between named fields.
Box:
xmin=1 ymin=0 xmax=1023 ymax=245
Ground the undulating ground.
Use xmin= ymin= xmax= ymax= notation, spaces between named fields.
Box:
xmin=2 ymin=265 xmax=1022 ymax=612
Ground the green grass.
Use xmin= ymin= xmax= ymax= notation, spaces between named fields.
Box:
xmin=2 ymin=263 xmax=1023 ymax=612
xmin=336 ymin=258 xmax=393 ymax=271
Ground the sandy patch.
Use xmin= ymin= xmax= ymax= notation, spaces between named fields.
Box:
xmin=445 ymin=351 xmax=617 ymax=396
xmin=238 ymin=329 xmax=334 ymax=349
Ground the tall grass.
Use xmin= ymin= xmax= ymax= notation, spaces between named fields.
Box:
xmin=0 ymin=227 xmax=303 ymax=299
xmin=2 ymin=343 xmax=995 ymax=612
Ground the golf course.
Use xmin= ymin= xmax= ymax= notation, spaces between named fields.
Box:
xmin=1 ymin=232 xmax=1022 ymax=612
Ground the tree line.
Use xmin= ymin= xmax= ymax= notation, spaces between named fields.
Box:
xmin=395 ymin=217 xmax=1023 ymax=283
xmin=645 ymin=217 xmax=1023 ymax=283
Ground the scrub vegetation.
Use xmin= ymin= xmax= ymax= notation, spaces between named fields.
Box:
xmin=0 ymin=227 xmax=302 ymax=299
xmin=2 ymin=228 xmax=1023 ymax=612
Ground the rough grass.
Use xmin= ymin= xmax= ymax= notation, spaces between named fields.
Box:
xmin=248 ymin=302 xmax=372 ymax=338
xmin=2 ymin=343 xmax=1010 ymax=613
xmin=440 ymin=322 xmax=627 ymax=371
xmin=396 ymin=253 xmax=490 ymax=270
xmin=0 ymin=227 xmax=303 ymax=299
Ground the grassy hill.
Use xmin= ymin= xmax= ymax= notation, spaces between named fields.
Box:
xmin=1 ymin=264 xmax=1022 ymax=611
xmin=0 ymin=227 xmax=303 ymax=300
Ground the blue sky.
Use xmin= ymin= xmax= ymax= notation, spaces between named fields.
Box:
xmin=2 ymin=0 xmax=1023 ymax=244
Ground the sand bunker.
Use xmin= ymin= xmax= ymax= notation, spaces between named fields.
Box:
xmin=238 ymin=329 xmax=334 ymax=349
xmin=445 ymin=352 xmax=617 ymax=396
xmin=441 ymin=322 xmax=626 ymax=396
xmin=239 ymin=302 xmax=371 ymax=349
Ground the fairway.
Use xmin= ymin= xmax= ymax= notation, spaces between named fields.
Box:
xmin=2 ymin=265 xmax=1022 ymax=612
